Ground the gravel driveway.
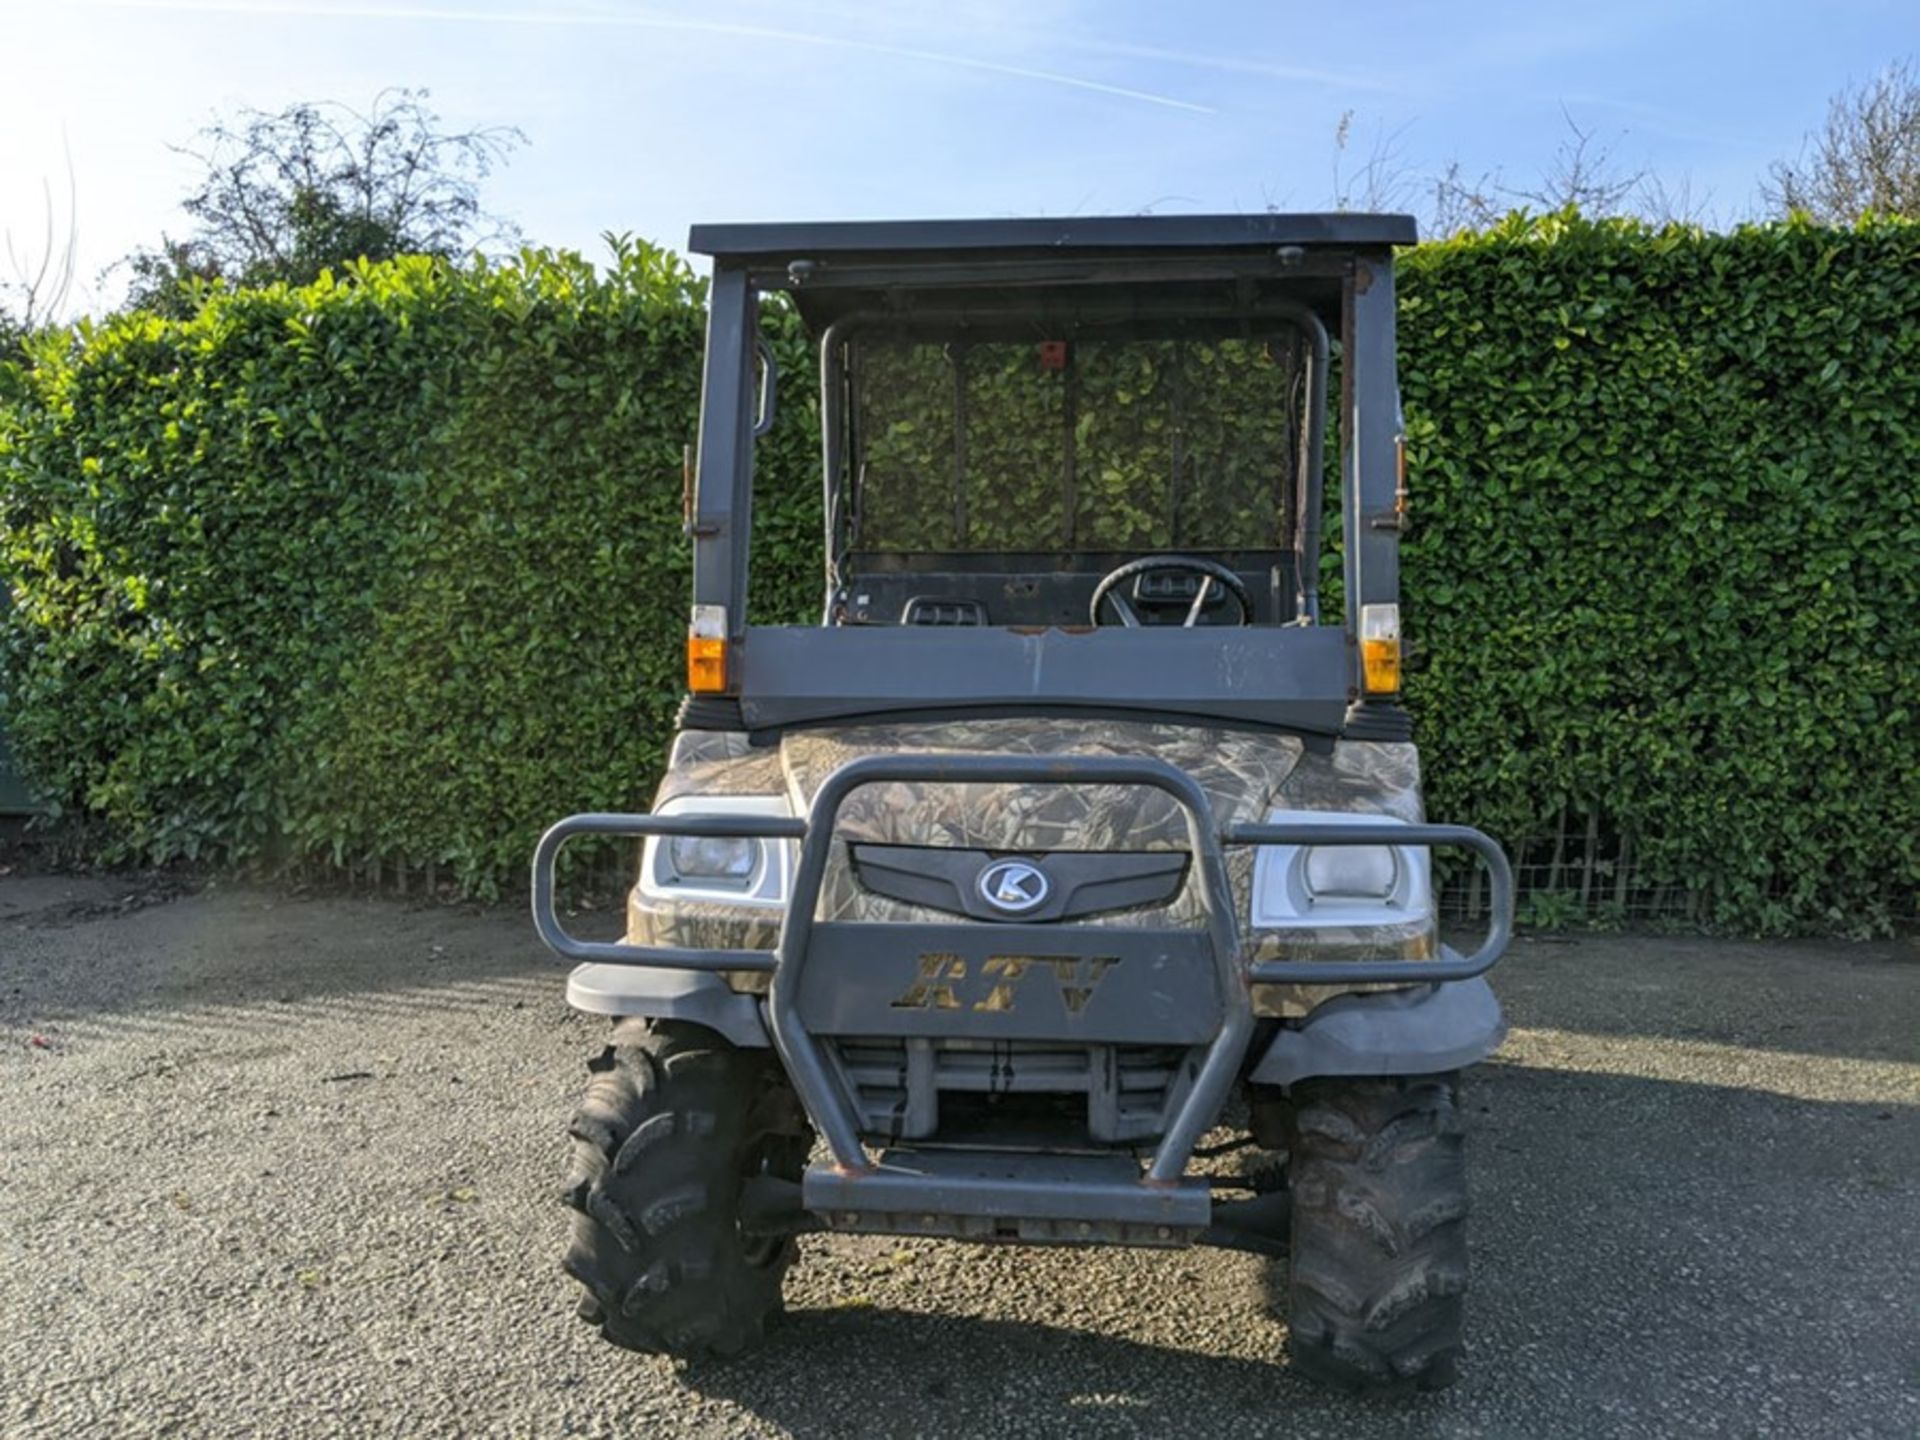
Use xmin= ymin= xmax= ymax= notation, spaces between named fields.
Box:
xmin=2 ymin=874 xmax=1916 ymax=1438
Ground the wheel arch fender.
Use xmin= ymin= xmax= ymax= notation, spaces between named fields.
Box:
xmin=565 ymin=963 xmax=769 ymax=1048
xmin=1250 ymin=976 xmax=1507 ymax=1087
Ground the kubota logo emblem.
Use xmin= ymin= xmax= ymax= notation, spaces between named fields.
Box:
xmin=977 ymin=859 xmax=1050 ymax=914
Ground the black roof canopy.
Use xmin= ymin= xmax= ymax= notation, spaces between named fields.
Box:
xmin=691 ymin=214 xmax=1412 ymax=333
xmin=687 ymin=212 xmax=1417 ymax=262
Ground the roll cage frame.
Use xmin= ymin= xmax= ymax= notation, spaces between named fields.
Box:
xmin=685 ymin=214 xmax=1415 ymax=739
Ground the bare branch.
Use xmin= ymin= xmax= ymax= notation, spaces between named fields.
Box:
xmin=1636 ymin=171 xmax=1717 ymax=227
xmin=1 ymin=141 xmax=79 ymax=345
xmin=1427 ymin=158 xmax=1504 ymax=236
xmin=1762 ymin=58 xmax=1920 ymax=223
xmin=1502 ymin=106 xmax=1645 ymax=215
xmin=1330 ymin=109 xmax=1419 ymax=213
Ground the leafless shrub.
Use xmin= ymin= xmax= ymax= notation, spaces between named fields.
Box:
xmin=2 ymin=147 xmax=78 ymax=348
xmin=1762 ymin=58 xmax=1920 ymax=223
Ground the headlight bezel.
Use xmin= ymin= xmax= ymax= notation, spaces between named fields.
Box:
xmin=1249 ymin=808 xmax=1431 ymax=929
xmin=637 ymin=794 xmax=793 ymax=908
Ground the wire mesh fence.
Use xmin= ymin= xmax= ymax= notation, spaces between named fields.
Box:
xmin=282 ymin=845 xmax=636 ymax=911
xmin=1437 ymin=810 xmax=1654 ymax=928
xmin=1436 ymin=815 xmax=1919 ymax=932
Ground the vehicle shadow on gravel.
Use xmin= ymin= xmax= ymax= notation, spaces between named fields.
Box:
xmin=679 ymin=1308 xmax=1393 ymax=1435
xmin=674 ymin=1061 xmax=1919 ymax=1438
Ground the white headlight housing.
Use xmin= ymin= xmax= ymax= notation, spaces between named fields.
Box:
xmin=639 ymin=795 xmax=792 ymax=907
xmin=1250 ymin=808 xmax=1430 ymax=928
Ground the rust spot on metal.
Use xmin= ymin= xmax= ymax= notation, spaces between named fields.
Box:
xmin=1353 ymin=259 xmax=1375 ymax=294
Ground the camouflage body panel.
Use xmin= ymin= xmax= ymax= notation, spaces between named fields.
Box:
xmin=623 ymin=729 xmax=788 ymax=985
xmin=780 ymin=717 xmax=1299 ymax=859
xmin=625 ymin=720 xmax=1435 ymax=1016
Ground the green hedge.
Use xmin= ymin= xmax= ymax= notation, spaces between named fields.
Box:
xmin=0 ymin=241 xmax=815 ymax=892
xmin=1 ymin=215 xmax=1915 ymax=928
xmin=1397 ymin=214 xmax=1918 ymax=932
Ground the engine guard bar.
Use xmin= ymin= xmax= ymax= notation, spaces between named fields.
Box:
xmin=532 ymin=752 xmax=1513 ymax=1183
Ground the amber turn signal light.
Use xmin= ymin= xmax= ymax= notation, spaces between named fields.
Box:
xmin=688 ymin=604 xmax=728 ymax=694
xmin=1359 ymin=603 xmax=1402 ymax=695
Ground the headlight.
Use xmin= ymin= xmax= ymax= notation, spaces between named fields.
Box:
xmin=667 ymin=835 xmax=759 ymax=884
xmin=638 ymin=795 xmax=792 ymax=907
xmin=1250 ymin=809 xmax=1430 ymax=929
xmin=1303 ymin=844 xmax=1398 ymax=899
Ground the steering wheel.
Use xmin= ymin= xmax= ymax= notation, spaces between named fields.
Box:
xmin=1089 ymin=555 xmax=1253 ymax=628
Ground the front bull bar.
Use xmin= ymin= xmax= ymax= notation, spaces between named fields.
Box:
xmin=532 ymin=753 xmax=1513 ymax=1193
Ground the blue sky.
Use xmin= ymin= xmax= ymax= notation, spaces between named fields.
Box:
xmin=3 ymin=0 xmax=1914 ymax=315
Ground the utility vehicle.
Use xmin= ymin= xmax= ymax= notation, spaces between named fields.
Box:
xmin=533 ymin=214 xmax=1513 ymax=1393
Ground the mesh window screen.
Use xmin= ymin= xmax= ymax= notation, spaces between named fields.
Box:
xmin=852 ymin=331 xmax=1308 ymax=553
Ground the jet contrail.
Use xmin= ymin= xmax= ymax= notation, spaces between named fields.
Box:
xmin=88 ymin=0 xmax=1219 ymax=115
xmin=1070 ymin=35 xmax=1415 ymax=97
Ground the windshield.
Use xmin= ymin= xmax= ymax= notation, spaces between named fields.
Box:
xmin=849 ymin=330 xmax=1310 ymax=555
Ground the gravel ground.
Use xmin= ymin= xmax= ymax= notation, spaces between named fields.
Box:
xmin=1 ymin=874 xmax=1916 ymax=1438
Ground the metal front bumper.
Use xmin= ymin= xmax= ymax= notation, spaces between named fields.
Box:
xmin=533 ymin=752 xmax=1513 ymax=1233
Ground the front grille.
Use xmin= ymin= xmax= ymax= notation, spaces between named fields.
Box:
xmin=848 ymin=844 xmax=1190 ymax=923
xmin=828 ymin=1037 xmax=1198 ymax=1144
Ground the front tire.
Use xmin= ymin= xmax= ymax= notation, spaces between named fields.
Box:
xmin=561 ymin=1019 xmax=811 ymax=1360
xmin=1283 ymin=1073 xmax=1470 ymax=1393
